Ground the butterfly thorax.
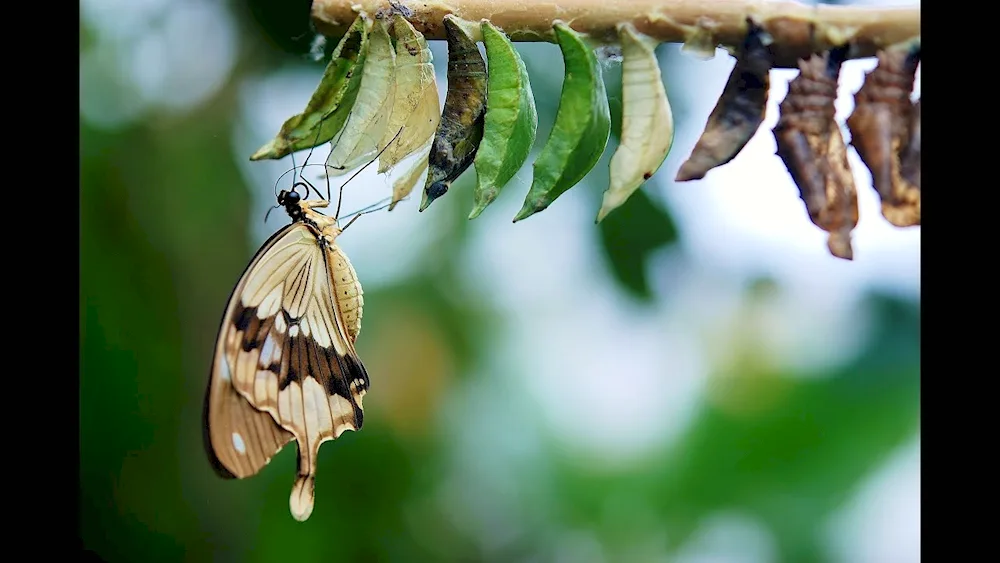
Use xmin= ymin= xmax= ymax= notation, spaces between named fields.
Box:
xmin=279 ymin=195 xmax=362 ymax=340
xmin=297 ymin=204 xmax=363 ymax=343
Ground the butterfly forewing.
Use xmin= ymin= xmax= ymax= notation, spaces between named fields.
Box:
xmin=204 ymin=216 xmax=370 ymax=522
xmin=204 ymin=224 xmax=302 ymax=480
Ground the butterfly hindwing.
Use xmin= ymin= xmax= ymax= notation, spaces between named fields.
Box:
xmin=202 ymin=347 xmax=295 ymax=480
xmin=205 ymin=220 xmax=370 ymax=521
xmin=204 ymin=224 xmax=302 ymax=481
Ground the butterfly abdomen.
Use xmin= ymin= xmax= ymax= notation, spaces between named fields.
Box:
xmin=329 ymin=245 xmax=364 ymax=342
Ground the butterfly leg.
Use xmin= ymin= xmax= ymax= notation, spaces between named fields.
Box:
xmin=300 ymin=199 xmax=331 ymax=210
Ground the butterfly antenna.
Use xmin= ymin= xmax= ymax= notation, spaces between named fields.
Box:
xmin=322 ymin=112 xmax=354 ymax=185
xmin=263 ymin=203 xmax=281 ymax=223
xmin=326 ymin=109 xmax=365 ymax=210
xmin=294 ymin=113 xmax=333 ymax=200
xmin=333 ymin=126 xmax=405 ymax=221
xmin=273 ymin=166 xmax=303 ymax=199
xmin=272 ymin=161 xmax=351 ymax=197
xmin=285 ymin=152 xmax=313 ymax=201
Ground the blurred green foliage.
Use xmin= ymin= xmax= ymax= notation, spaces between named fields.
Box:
xmin=80 ymin=3 xmax=919 ymax=562
xmin=242 ymin=0 xmax=317 ymax=59
xmin=597 ymin=190 xmax=678 ymax=301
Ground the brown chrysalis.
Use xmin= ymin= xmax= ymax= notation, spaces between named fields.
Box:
xmin=899 ymin=99 xmax=920 ymax=190
xmin=773 ymin=47 xmax=859 ymax=260
xmin=676 ymin=17 xmax=773 ymax=181
xmin=846 ymin=47 xmax=921 ymax=227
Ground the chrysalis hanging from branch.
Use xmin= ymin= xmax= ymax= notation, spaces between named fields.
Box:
xmin=251 ymin=15 xmax=371 ymax=161
xmin=247 ymin=2 xmax=922 ymax=261
xmin=773 ymin=47 xmax=859 ymax=261
xmin=675 ymin=17 xmax=773 ymax=182
xmin=899 ymin=98 xmax=920 ymax=191
xmin=513 ymin=21 xmax=611 ymax=223
xmin=469 ymin=19 xmax=538 ymax=220
xmin=420 ymin=15 xmax=488 ymax=212
xmin=326 ymin=17 xmax=397 ymax=175
xmin=377 ymin=15 xmax=440 ymax=175
xmin=846 ymin=46 xmax=921 ymax=227
xmin=597 ymin=22 xmax=675 ymax=223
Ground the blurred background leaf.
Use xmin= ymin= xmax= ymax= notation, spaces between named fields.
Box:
xmin=597 ymin=189 xmax=678 ymax=301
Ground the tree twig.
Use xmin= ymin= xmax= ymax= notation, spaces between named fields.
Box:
xmin=311 ymin=0 xmax=920 ymax=68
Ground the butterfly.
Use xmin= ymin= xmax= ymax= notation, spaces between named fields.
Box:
xmin=202 ymin=137 xmax=397 ymax=522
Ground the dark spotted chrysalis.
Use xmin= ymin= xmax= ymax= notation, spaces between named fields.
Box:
xmin=676 ymin=17 xmax=773 ymax=182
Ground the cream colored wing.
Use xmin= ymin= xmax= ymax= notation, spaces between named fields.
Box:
xmin=205 ymin=226 xmax=303 ymax=481
xmin=210 ymin=222 xmax=370 ymax=522
xmin=203 ymin=349 xmax=294 ymax=480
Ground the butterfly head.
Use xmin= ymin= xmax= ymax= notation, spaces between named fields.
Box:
xmin=277 ymin=187 xmax=304 ymax=221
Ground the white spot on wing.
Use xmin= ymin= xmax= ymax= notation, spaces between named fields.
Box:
xmin=350 ymin=379 xmax=366 ymax=404
xmin=232 ymin=432 xmax=246 ymax=454
xmin=289 ymin=324 xmax=299 ymax=337
xmin=218 ymin=354 xmax=231 ymax=381
xmin=260 ymin=335 xmax=276 ymax=365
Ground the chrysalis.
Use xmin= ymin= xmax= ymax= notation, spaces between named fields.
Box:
xmin=773 ymin=47 xmax=859 ymax=260
xmin=376 ymin=16 xmax=439 ymax=175
xmin=420 ymin=15 xmax=488 ymax=212
xmin=676 ymin=18 xmax=773 ymax=182
xmin=899 ymin=99 xmax=920 ymax=191
xmin=470 ymin=19 xmax=538 ymax=219
xmin=513 ymin=21 xmax=611 ymax=222
xmin=597 ymin=22 xmax=675 ymax=223
xmin=326 ymin=18 xmax=396 ymax=175
xmin=846 ymin=47 xmax=921 ymax=227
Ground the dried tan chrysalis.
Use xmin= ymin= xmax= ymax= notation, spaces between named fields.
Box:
xmin=846 ymin=47 xmax=921 ymax=227
xmin=773 ymin=47 xmax=859 ymax=260
xmin=899 ymin=99 xmax=920 ymax=191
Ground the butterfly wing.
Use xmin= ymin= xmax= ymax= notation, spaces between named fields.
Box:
xmin=205 ymin=221 xmax=370 ymax=522
xmin=204 ymin=225 xmax=300 ymax=480
xmin=203 ymin=348 xmax=295 ymax=479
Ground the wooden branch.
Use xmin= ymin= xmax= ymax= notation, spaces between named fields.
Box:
xmin=311 ymin=0 xmax=920 ymax=68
